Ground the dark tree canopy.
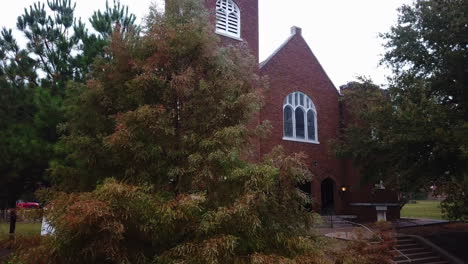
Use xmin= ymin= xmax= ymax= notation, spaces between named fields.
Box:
xmin=382 ymin=0 xmax=468 ymax=191
xmin=334 ymin=0 xmax=468 ymax=220
xmin=0 ymin=0 xmax=138 ymax=207
xmin=381 ymin=0 xmax=468 ymax=117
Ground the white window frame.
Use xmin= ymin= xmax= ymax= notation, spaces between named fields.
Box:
xmin=283 ymin=91 xmax=319 ymax=144
xmin=215 ymin=0 xmax=242 ymax=40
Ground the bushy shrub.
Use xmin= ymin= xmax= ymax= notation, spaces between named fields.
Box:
xmin=12 ymin=163 xmax=329 ymax=264
xmin=10 ymin=180 xmax=396 ymax=264
xmin=332 ymin=222 xmax=395 ymax=264
xmin=0 ymin=235 xmax=44 ymax=263
xmin=440 ymin=178 xmax=468 ymax=221
xmin=16 ymin=208 xmax=43 ymax=222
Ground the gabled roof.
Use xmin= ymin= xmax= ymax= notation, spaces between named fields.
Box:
xmin=259 ymin=26 xmax=301 ymax=69
xmin=259 ymin=26 xmax=339 ymax=95
xmin=259 ymin=36 xmax=294 ymax=69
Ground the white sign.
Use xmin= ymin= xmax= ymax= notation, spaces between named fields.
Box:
xmin=40 ymin=216 xmax=55 ymax=235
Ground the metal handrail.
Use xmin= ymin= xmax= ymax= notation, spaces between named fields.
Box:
xmin=393 ymin=247 xmax=412 ymax=263
xmin=339 ymin=219 xmax=412 ymax=263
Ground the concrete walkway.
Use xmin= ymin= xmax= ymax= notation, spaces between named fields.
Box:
xmin=317 ymin=217 xmax=451 ymax=241
xmin=393 ymin=218 xmax=449 ymax=229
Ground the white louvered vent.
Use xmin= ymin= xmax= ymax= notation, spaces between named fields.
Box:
xmin=216 ymin=0 xmax=241 ymax=39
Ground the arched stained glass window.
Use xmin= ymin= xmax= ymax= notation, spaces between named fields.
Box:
xmin=307 ymin=110 xmax=315 ymax=141
xmin=215 ymin=0 xmax=241 ymax=38
xmin=295 ymin=108 xmax=305 ymax=138
xmin=284 ymin=106 xmax=293 ymax=137
xmin=283 ymin=92 xmax=318 ymax=143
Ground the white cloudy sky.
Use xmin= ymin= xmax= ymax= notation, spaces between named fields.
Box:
xmin=0 ymin=0 xmax=413 ymax=87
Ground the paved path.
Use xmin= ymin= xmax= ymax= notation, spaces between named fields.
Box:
xmin=394 ymin=218 xmax=449 ymax=229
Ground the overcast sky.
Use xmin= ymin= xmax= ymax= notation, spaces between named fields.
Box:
xmin=0 ymin=0 xmax=413 ymax=87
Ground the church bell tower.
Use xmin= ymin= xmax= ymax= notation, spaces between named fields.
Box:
xmin=205 ymin=0 xmax=259 ymax=62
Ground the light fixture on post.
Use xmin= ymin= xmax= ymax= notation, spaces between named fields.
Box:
xmin=341 ymin=186 xmax=347 ymax=192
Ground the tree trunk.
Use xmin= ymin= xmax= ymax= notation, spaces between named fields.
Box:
xmin=9 ymin=208 xmax=17 ymax=239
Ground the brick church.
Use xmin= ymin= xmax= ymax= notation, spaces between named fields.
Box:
xmin=207 ymin=0 xmax=400 ymax=222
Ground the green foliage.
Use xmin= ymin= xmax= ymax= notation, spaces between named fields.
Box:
xmin=2 ymin=1 xmax=395 ymax=262
xmin=90 ymin=0 xmax=138 ymax=38
xmin=0 ymin=0 xmax=138 ymax=206
xmin=14 ymin=0 xmax=139 ymax=89
xmin=0 ymin=28 xmax=45 ymax=205
xmin=11 ymin=171 xmax=325 ymax=264
xmin=0 ymin=234 xmax=44 ymax=260
xmin=335 ymin=79 xmax=461 ymax=191
xmin=51 ymin=0 xmax=265 ymax=192
xmin=334 ymin=0 xmax=468 ymax=220
xmin=333 ymin=226 xmax=395 ymax=264
xmin=16 ymin=1 xmax=356 ymax=263
xmin=333 ymin=80 xmax=394 ymax=183
xmin=381 ymin=0 xmax=468 ymax=116
xmin=17 ymin=0 xmax=80 ymax=90
xmin=440 ymin=177 xmax=468 ymax=222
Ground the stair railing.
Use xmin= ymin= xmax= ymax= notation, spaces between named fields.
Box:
xmin=340 ymin=219 xmax=412 ymax=263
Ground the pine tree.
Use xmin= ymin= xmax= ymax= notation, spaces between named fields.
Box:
xmin=51 ymin=0 xmax=264 ymax=192
xmin=0 ymin=0 xmax=138 ymax=234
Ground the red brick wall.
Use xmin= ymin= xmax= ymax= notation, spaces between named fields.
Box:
xmin=203 ymin=0 xmax=401 ymax=221
xmin=259 ymin=32 xmax=346 ymax=214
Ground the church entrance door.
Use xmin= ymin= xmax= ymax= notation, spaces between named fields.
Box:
xmin=321 ymin=178 xmax=335 ymax=215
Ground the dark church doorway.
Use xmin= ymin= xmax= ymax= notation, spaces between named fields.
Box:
xmin=321 ymin=178 xmax=335 ymax=215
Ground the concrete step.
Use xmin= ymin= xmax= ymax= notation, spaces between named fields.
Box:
xmin=392 ymin=235 xmax=454 ymax=264
xmin=395 ymin=257 xmax=444 ymax=264
xmin=395 ymin=260 xmax=410 ymax=263
xmin=395 ymin=247 xmax=427 ymax=254
xmin=315 ymin=223 xmax=355 ymax=228
xmin=393 ymin=260 xmax=449 ymax=264
xmin=397 ymin=239 xmax=418 ymax=245
xmin=396 ymin=236 xmax=414 ymax=240
xmin=396 ymin=243 xmax=422 ymax=250
xmin=396 ymin=237 xmax=413 ymax=240
xmin=394 ymin=260 xmax=411 ymax=264
xmin=394 ymin=251 xmax=435 ymax=261
xmin=410 ymin=256 xmax=443 ymax=264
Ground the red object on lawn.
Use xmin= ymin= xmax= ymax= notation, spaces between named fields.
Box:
xmin=17 ymin=202 xmax=40 ymax=209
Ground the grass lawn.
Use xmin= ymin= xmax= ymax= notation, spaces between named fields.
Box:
xmin=401 ymin=200 xmax=445 ymax=220
xmin=0 ymin=222 xmax=41 ymax=239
